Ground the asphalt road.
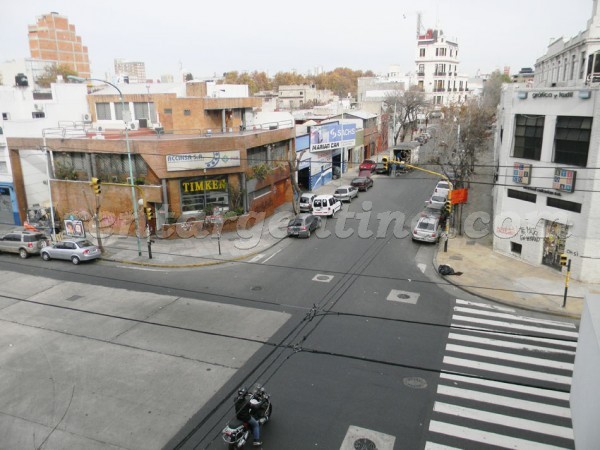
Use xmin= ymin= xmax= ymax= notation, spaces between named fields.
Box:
xmin=0 ymin=161 xmax=577 ymax=449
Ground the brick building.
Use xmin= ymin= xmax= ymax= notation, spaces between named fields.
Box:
xmin=28 ymin=12 xmax=91 ymax=79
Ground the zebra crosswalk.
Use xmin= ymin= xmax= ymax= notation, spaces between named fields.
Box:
xmin=425 ymin=299 xmax=577 ymax=449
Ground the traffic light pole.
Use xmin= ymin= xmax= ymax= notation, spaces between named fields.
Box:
xmin=562 ymin=257 xmax=571 ymax=308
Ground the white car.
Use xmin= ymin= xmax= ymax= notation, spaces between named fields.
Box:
xmin=434 ymin=180 xmax=452 ymax=198
xmin=425 ymin=194 xmax=447 ymax=208
xmin=412 ymin=216 xmax=443 ymax=243
xmin=312 ymin=195 xmax=342 ymax=217
xmin=333 ymin=185 xmax=359 ymax=203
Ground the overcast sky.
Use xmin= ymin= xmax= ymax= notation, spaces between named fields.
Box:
xmin=2 ymin=0 xmax=593 ymax=81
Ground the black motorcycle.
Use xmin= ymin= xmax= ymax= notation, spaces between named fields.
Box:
xmin=222 ymin=384 xmax=272 ymax=449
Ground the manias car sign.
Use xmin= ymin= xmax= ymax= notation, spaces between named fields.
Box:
xmin=310 ymin=123 xmax=356 ymax=152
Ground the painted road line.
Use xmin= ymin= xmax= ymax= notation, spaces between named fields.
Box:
xmin=440 ymin=362 xmax=572 ymax=398
xmin=450 ymin=326 xmax=578 ymax=348
xmin=428 ymin=421 xmax=569 ymax=450
xmin=445 ymin=344 xmax=574 ymax=371
xmin=262 ymin=249 xmax=282 ymax=264
xmin=439 ymin=373 xmax=571 ymax=401
xmin=436 ymin=385 xmax=572 ymax=417
xmin=451 ymin=315 xmax=579 ymax=339
xmin=424 ymin=442 xmax=461 ymax=450
xmin=248 ymin=254 xmax=265 ymax=263
xmin=455 ymin=299 xmax=515 ymax=312
xmin=453 ymin=306 xmax=577 ymax=329
xmin=447 ymin=332 xmax=576 ymax=355
xmin=434 ymin=402 xmax=574 ymax=439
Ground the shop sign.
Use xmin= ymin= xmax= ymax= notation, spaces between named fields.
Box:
xmin=181 ymin=178 xmax=227 ymax=193
xmin=552 ymin=168 xmax=576 ymax=193
xmin=512 ymin=162 xmax=531 ymax=185
xmin=310 ymin=123 xmax=356 ymax=152
xmin=166 ymin=151 xmax=240 ymax=171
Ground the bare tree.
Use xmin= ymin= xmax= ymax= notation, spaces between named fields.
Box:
xmin=384 ymin=86 xmax=428 ymax=145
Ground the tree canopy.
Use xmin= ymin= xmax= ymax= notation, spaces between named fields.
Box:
xmin=384 ymin=86 xmax=428 ymax=144
xmin=36 ymin=64 xmax=78 ymax=88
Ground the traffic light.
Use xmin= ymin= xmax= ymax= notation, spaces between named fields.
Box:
xmin=145 ymin=207 xmax=153 ymax=220
xmin=560 ymin=254 xmax=568 ymax=266
xmin=445 ymin=201 xmax=452 ymax=214
xmin=447 ymin=190 xmax=452 ymax=202
xmin=90 ymin=177 xmax=101 ymax=195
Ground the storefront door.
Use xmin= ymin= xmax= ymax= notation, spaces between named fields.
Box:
xmin=542 ymin=221 xmax=568 ymax=270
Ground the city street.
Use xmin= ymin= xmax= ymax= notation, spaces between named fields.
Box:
xmin=0 ymin=168 xmax=578 ymax=449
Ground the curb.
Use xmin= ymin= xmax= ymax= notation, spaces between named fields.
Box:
xmin=433 ymin=247 xmax=581 ymax=320
xmin=100 ymin=236 xmax=288 ymax=268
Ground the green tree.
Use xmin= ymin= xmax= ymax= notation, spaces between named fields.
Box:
xmin=37 ymin=64 xmax=78 ymax=88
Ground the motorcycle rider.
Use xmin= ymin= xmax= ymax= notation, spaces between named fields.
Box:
xmin=234 ymin=388 xmax=262 ymax=446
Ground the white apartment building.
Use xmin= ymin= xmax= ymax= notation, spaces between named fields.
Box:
xmin=114 ymin=59 xmax=147 ymax=84
xmin=415 ymin=28 xmax=469 ymax=107
xmin=276 ymin=84 xmax=334 ymax=110
xmin=493 ymin=0 xmax=600 ymax=282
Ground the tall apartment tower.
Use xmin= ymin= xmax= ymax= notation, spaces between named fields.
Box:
xmin=28 ymin=12 xmax=91 ymax=79
xmin=114 ymin=59 xmax=147 ymax=84
xmin=414 ymin=27 xmax=469 ymax=108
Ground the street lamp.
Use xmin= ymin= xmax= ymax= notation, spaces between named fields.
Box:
xmin=67 ymin=75 xmax=142 ymax=256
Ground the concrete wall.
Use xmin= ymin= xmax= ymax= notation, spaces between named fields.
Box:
xmin=571 ymin=294 xmax=600 ymax=448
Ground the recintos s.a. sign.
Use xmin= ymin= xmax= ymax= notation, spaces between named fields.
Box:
xmin=166 ymin=151 xmax=241 ymax=171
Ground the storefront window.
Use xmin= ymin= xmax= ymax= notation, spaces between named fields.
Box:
xmin=180 ymin=176 xmax=229 ymax=213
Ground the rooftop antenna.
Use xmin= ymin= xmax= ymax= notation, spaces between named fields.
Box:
xmin=416 ymin=12 xmax=422 ymax=38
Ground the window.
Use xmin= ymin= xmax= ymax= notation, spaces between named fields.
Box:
xmin=547 ymin=197 xmax=581 ymax=213
xmin=247 ymin=146 xmax=268 ymax=167
xmin=420 ymin=48 xmax=425 ymax=57
xmin=418 ymin=64 xmax=424 ymax=74
xmin=0 ymin=161 xmax=7 ymax=174
xmin=164 ymin=108 xmax=172 ymax=114
xmin=32 ymin=111 xmax=45 ymax=119
xmin=553 ymin=116 xmax=592 ymax=166
xmin=134 ymin=102 xmax=155 ymax=120
xmin=96 ymin=103 xmax=111 ymax=120
xmin=184 ymin=109 xmax=191 ymax=116
xmin=580 ymin=52 xmax=586 ymax=79
xmin=570 ymin=55 xmax=576 ymax=80
xmin=513 ymin=114 xmax=544 ymax=160
xmin=115 ymin=102 xmax=130 ymax=121
xmin=2 ymin=112 xmax=9 ymax=120
xmin=507 ymin=189 xmax=537 ymax=203
xmin=510 ymin=242 xmax=522 ymax=254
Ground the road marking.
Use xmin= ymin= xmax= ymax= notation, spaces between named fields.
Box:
xmin=445 ymin=344 xmax=574 ymax=370
xmin=262 ymin=249 xmax=282 ymax=264
xmin=455 ymin=299 xmax=515 ymax=312
xmin=447 ymin=332 xmax=576 ymax=355
xmin=424 ymin=443 xmax=461 ymax=450
xmin=450 ymin=326 xmax=578 ymax=348
xmin=428 ymin=421 xmax=568 ymax=449
xmin=386 ymin=289 xmax=420 ymax=304
xmin=442 ymin=356 xmax=572 ymax=385
xmin=433 ymin=402 xmax=574 ymax=439
xmin=417 ymin=263 xmax=426 ymax=273
xmin=436 ymin=384 xmax=572 ymax=417
xmin=451 ymin=315 xmax=579 ymax=338
xmin=439 ymin=373 xmax=570 ymax=400
xmin=453 ymin=306 xmax=577 ymax=329
xmin=313 ymin=274 xmax=334 ymax=283
xmin=249 ymin=254 xmax=265 ymax=263
xmin=339 ymin=425 xmax=395 ymax=450
xmin=116 ymin=266 xmax=168 ymax=272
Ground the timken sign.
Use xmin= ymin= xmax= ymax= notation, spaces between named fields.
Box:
xmin=181 ymin=179 xmax=227 ymax=192
xmin=166 ymin=151 xmax=241 ymax=171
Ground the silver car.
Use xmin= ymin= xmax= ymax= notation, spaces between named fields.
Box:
xmin=333 ymin=185 xmax=359 ymax=203
xmin=299 ymin=193 xmax=317 ymax=212
xmin=412 ymin=216 xmax=442 ymax=243
xmin=41 ymin=239 xmax=101 ymax=264
xmin=0 ymin=230 xmax=50 ymax=259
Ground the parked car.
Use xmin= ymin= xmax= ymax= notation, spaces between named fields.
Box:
xmin=425 ymin=194 xmax=448 ymax=208
xmin=299 ymin=193 xmax=317 ymax=212
xmin=359 ymin=159 xmax=377 ymax=172
xmin=333 ymin=185 xmax=359 ymax=203
xmin=0 ymin=230 xmax=50 ymax=259
xmin=40 ymin=239 xmax=101 ymax=264
xmin=286 ymin=214 xmax=321 ymax=238
xmin=412 ymin=216 xmax=443 ymax=243
xmin=351 ymin=176 xmax=374 ymax=191
xmin=374 ymin=162 xmax=388 ymax=174
xmin=434 ymin=180 xmax=452 ymax=197
xmin=358 ymin=169 xmax=373 ymax=178
xmin=312 ymin=194 xmax=342 ymax=217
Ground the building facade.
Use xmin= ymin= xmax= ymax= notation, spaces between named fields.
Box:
xmin=114 ymin=59 xmax=147 ymax=84
xmin=415 ymin=28 xmax=469 ymax=107
xmin=28 ymin=12 xmax=91 ymax=79
xmin=493 ymin=1 xmax=600 ymax=283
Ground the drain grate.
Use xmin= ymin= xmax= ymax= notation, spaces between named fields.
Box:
xmin=354 ymin=438 xmax=377 ymax=450
xmin=65 ymin=295 xmax=83 ymax=302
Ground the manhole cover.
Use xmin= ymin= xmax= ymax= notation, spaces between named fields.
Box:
xmin=65 ymin=295 xmax=83 ymax=302
xmin=396 ymin=293 xmax=410 ymax=299
xmin=354 ymin=438 xmax=377 ymax=450
xmin=403 ymin=377 xmax=428 ymax=389
xmin=251 ymin=286 xmax=262 ymax=291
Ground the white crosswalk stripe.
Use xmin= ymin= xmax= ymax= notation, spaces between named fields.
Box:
xmin=425 ymin=299 xmax=577 ymax=449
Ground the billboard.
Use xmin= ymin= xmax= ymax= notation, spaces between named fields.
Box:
xmin=166 ymin=151 xmax=241 ymax=171
xmin=310 ymin=123 xmax=356 ymax=152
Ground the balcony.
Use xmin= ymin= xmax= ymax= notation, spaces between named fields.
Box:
xmin=433 ymin=88 xmax=446 ymax=92
xmin=417 ymin=72 xmax=425 ymax=76
xmin=434 ymin=72 xmax=447 ymax=76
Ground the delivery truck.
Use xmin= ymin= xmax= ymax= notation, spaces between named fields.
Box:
xmin=381 ymin=142 xmax=420 ymax=174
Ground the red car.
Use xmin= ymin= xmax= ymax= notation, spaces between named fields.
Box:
xmin=359 ymin=159 xmax=377 ymax=172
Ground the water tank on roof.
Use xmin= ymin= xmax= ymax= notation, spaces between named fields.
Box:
xmin=15 ymin=73 xmax=28 ymax=87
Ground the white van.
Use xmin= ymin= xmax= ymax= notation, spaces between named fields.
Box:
xmin=312 ymin=195 xmax=342 ymax=218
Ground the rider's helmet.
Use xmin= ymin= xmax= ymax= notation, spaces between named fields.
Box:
xmin=250 ymin=398 xmax=261 ymax=407
xmin=236 ymin=387 xmax=247 ymax=399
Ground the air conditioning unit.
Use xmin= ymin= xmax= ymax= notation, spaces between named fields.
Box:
xmin=96 ymin=126 xmax=104 ymax=132
xmin=128 ymin=120 xmax=138 ymax=130
xmin=82 ymin=113 xmax=91 ymax=122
